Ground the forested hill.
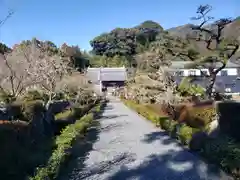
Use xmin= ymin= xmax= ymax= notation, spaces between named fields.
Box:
xmin=89 ymin=17 xmax=240 ymax=68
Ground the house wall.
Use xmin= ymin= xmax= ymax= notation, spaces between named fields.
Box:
xmin=175 ymin=68 xmax=238 ymax=77
xmin=173 ymin=67 xmax=240 ymax=93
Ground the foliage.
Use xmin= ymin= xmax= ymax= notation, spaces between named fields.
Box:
xmin=88 ymin=54 xmax=129 ymax=67
xmin=184 ymin=4 xmax=240 ymax=98
xmin=55 ymin=110 xmax=72 ymax=121
xmin=178 ymin=77 xmax=205 ymax=96
xmin=89 ymin=6 xmax=240 ymax=70
xmin=60 ymin=43 xmax=89 ymax=71
xmin=135 ymin=48 xmax=171 ymax=72
xmin=201 ymin=136 xmax=240 ymax=178
xmin=90 ymin=28 xmax=138 ymax=57
xmin=21 ymin=90 xmax=49 ymax=102
xmin=0 ymin=42 xmax=11 ymax=54
xmin=178 ymin=124 xmax=200 ymax=145
xmin=158 ymin=117 xmax=172 ymax=131
xmin=0 ymin=119 xmax=54 ymax=180
xmin=22 ymin=100 xmax=45 ymax=122
xmin=62 ymin=84 xmax=95 ymax=106
xmin=162 ymin=102 xmax=216 ymax=129
xmin=0 ymin=89 xmax=16 ymax=103
xmin=6 ymin=101 xmax=24 ymax=120
xmin=187 ymin=106 xmax=216 ymax=127
xmin=90 ymin=21 xmax=163 ymax=59
xmin=123 ymin=67 xmax=180 ymax=105
xmin=6 ymin=100 xmax=45 ymax=122
xmin=149 ymin=32 xmax=197 ymax=61
xmin=29 ymin=103 xmax=103 ymax=180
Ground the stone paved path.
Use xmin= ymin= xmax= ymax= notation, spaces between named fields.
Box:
xmin=58 ymin=97 xmax=232 ymax=180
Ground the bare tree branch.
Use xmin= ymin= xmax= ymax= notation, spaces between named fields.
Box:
xmin=0 ymin=39 xmax=69 ymax=99
xmin=0 ymin=9 xmax=14 ymax=28
xmin=185 ymin=4 xmax=240 ymax=98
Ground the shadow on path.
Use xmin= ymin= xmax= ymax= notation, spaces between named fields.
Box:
xmin=103 ymin=105 xmax=114 ymax=110
xmin=105 ymin=130 xmax=232 ymax=180
xmin=79 ymin=152 xmax=136 ymax=179
xmin=57 ymin=101 xmax=233 ymax=180
xmin=108 ymin=149 xmax=226 ymax=180
xmin=100 ymin=114 xmax=128 ymax=120
xmin=56 ymin=108 xmax=106 ymax=180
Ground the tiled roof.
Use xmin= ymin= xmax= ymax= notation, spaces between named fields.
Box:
xmin=86 ymin=67 xmax=127 ymax=82
xmin=86 ymin=68 xmax=100 ymax=83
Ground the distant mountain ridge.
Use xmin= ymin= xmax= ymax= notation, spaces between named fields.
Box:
xmin=167 ymin=18 xmax=240 ymax=40
xmin=167 ymin=18 xmax=240 ymax=60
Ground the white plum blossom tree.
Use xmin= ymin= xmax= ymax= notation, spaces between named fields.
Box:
xmin=0 ymin=39 xmax=69 ymax=105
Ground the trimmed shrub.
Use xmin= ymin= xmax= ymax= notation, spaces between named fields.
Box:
xmin=54 ymin=109 xmax=74 ymax=134
xmin=54 ymin=103 xmax=96 ymax=135
xmin=178 ymin=124 xmax=194 ymax=145
xmin=6 ymin=101 xmax=24 ymax=120
xmin=161 ymin=104 xmax=187 ymax=120
xmin=161 ymin=102 xmax=216 ymax=129
xmin=168 ymin=121 xmax=178 ymax=138
xmin=158 ymin=117 xmax=171 ymax=130
xmin=22 ymin=100 xmax=45 ymax=122
xmin=6 ymin=100 xmax=47 ymax=122
xmin=29 ymin=102 xmax=103 ymax=180
xmin=55 ymin=110 xmax=73 ymax=121
xmin=174 ymin=124 xmax=200 ymax=145
xmin=0 ymin=90 xmax=16 ymax=103
xmin=53 ymin=91 xmax=66 ymax=100
xmin=30 ymin=113 xmax=94 ymax=180
xmin=0 ymin=119 xmax=54 ymax=179
xmin=73 ymin=106 xmax=86 ymax=118
xmin=187 ymin=106 xmax=216 ymax=127
xmin=202 ymin=136 xmax=240 ymax=179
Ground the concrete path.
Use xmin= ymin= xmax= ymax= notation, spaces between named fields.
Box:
xmin=59 ymin=97 xmax=232 ymax=180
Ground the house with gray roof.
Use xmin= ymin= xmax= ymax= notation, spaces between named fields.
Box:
xmin=170 ymin=60 xmax=240 ymax=93
xmin=86 ymin=67 xmax=127 ymax=93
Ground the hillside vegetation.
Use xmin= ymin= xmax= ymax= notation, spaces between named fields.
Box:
xmin=0 ymin=3 xmax=239 ymax=179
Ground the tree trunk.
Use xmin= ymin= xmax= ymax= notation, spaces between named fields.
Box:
xmin=43 ymin=96 xmax=55 ymax=136
xmin=206 ymin=74 xmax=216 ymax=99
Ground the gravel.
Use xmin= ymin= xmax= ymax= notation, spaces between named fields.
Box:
xmin=59 ymin=97 xmax=232 ymax=180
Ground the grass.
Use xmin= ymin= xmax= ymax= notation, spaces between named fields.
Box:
xmin=29 ymin=103 xmax=102 ymax=180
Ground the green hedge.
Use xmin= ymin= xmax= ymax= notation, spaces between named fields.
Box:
xmin=123 ymin=99 xmax=240 ymax=179
xmin=55 ymin=110 xmax=73 ymax=120
xmin=6 ymin=100 xmax=46 ymax=122
xmin=29 ymin=103 xmax=102 ymax=180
